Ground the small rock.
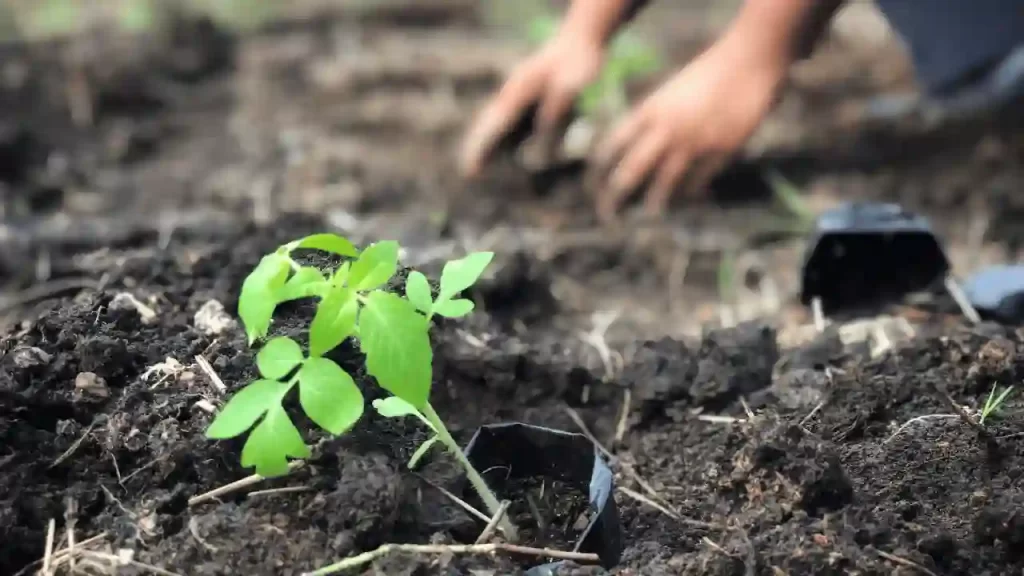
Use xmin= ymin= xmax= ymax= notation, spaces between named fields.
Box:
xmin=74 ymin=372 xmax=109 ymax=399
xmin=194 ymin=299 xmax=236 ymax=336
xmin=11 ymin=346 xmax=51 ymax=369
xmin=109 ymin=292 xmax=157 ymax=324
xmin=572 ymin=512 xmax=590 ymax=532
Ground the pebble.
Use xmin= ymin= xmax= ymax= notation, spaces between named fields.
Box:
xmin=11 ymin=346 xmax=51 ymax=369
xmin=194 ymin=299 xmax=236 ymax=335
xmin=74 ymin=371 xmax=109 ymax=399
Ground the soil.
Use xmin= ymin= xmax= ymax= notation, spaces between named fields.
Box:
xmin=3 ymin=3 xmax=1024 ymax=576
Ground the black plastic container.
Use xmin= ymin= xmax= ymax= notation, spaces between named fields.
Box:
xmin=964 ymin=264 xmax=1024 ymax=324
xmin=461 ymin=422 xmax=622 ymax=574
xmin=800 ymin=202 xmax=950 ymax=314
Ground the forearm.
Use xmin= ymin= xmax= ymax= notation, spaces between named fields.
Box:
xmin=560 ymin=0 xmax=650 ymax=45
xmin=725 ymin=0 xmax=846 ymax=62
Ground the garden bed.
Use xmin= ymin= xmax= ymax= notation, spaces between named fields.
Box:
xmin=3 ymin=4 xmax=1024 ymax=576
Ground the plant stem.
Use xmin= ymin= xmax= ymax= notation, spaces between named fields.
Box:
xmin=421 ymin=402 xmax=519 ymax=541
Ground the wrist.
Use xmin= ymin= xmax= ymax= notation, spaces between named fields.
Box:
xmin=724 ymin=0 xmax=843 ymax=65
xmin=559 ymin=0 xmax=636 ymax=47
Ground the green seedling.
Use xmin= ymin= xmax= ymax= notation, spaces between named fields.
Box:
xmin=205 ymin=233 xmax=517 ymax=538
xmin=527 ymin=15 xmax=662 ymax=118
xmin=765 ymin=170 xmax=815 ymax=226
xmin=371 ymin=396 xmax=441 ymax=469
xmin=980 ymin=384 xmax=1015 ymax=425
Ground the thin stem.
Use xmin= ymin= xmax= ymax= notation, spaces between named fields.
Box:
xmin=421 ymin=402 xmax=519 ymax=541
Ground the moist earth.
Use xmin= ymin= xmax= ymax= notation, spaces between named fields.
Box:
xmin=3 ymin=4 xmax=1024 ymax=576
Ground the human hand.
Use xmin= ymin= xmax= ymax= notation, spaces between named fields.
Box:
xmin=589 ymin=33 xmax=789 ymax=222
xmin=460 ymin=28 xmax=606 ymax=178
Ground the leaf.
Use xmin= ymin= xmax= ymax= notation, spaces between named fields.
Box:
xmin=298 ymin=357 xmax=364 ymax=435
xmin=331 ymin=262 xmax=351 ymax=286
xmin=238 ymin=253 xmax=291 ymax=344
xmin=240 ymin=404 xmax=310 ymax=477
xmin=348 ymin=241 xmax=399 ymax=292
xmin=408 ymin=436 xmax=440 ymax=469
xmin=433 ymin=298 xmax=474 ymax=318
xmin=205 ymin=379 xmax=285 ymax=439
xmin=405 ymin=271 xmax=433 ymax=314
xmin=359 ymin=291 xmax=433 ymax=408
xmin=439 ymin=252 xmax=493 ymax=300
xmin=308 ymin=286 xmax=358 ymax=357
xmin=277 ymin=267 xmax=328 ymax=302
xmin=256 ymin=336 xmax=304 ymax=380
xmin=290 ymin=233 xmax=359 ymax=258
xmin=372 ymin=396 xmax=434 ymax=431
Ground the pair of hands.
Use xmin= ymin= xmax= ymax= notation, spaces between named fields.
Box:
xmin=460 ymin=26 xmax=789 ymax=222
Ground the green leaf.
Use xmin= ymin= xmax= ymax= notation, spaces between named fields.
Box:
xmin=371 ymin=396 xmax=435 ymax=431
xmin=205 ymin=379 xmax=285 ymax=439
xmin=256 ymin=336 xmax=304 ymax=380
xmin=359 ymin=291 xmax=433 ymax=408
xmin=238 ymin=253 xmax=291 ymax=344
xmin=439 ymin=252 xmax=493 ymax=300
xmin=408 ymin=435 xmax=440 ymax=469
xmin=348 ymin=241 xmax=399 ymax=292
xmin=331 ymin=262 xmax=352 ymax=286
xmin=405 ymin=271 xmax=433 ymax=314
xmin=298 ymin=357 xmax=364 ymax=435
xmin=277 ymin=267 xmax=328 ymax=302
xmin=290 ymin=233 xmax=359 ymax=258
xmin=308 ymin=286 xmax=358 ymax=357
xmin=240 ymin=404 xmax=310 ymax=477
xmin=433 ymin=298 xmax=474 ymax=318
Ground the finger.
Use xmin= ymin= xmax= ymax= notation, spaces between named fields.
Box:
xmin=533 ymin=84 xmax=578 ymax=162
xmin=460 ymin=68 xmax=545 ymax=177
xmin=596 ymin=129 xmax=670 ymax=222
xmin=680 ymin=154 xmax=729 ymax=199
xmin=591 ymin=111 xmax=647 ymax=179
xmin=643 ymin=149 xmax=692 ymax=216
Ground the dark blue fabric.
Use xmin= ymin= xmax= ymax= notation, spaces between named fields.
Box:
xmin=874 ymin=0 xmax=1024 ymax=94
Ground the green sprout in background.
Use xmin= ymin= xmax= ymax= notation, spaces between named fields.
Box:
xmin=765 ymin=169 xmax=816 ymax=233
xmin=205 ymin=233 xmax=517 ymax=539
xmin=980 ymin=384 xmax=1015 ymax=425
xmin=526 ymin=15 xmax=663 ymax=118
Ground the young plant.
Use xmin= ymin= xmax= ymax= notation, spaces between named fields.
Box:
xmin=527 ymin=14 xmax=662 ymax=118
xmin=205 ymin=234 xmax=517 ymax=538
xmin=980 ymin=384 xmax=1015 ymax=425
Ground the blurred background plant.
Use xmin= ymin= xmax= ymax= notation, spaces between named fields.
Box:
xmin=523 ymin=11 xmax=663 ymax=118
xmin=0 ymin=0 xmax=283 ymax=40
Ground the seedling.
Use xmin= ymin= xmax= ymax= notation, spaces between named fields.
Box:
xmin=205 ymin=233 xmax=517 ymax=538
xmin=765 ymin=170 xmax=815 ymax=229
xmin=980 ymin=384 xmax=1015 ymax=425
xmin=527 ymin=15 xmax=662 ymax=118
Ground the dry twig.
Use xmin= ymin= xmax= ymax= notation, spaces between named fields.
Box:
xmin=195 ymin=354 xmax=226 ymax=394
xmin=475 ymin=500 xmax=511 ymax=544
xmin=876 ymin=550 xmax=939 ymax=576
xmin=188 ymin=462 xmax=304 ymax=506
xmin=414 ymin=475 xmax=492 ymax=525
xmin=303 ymin=542 xmax=600 ymax=576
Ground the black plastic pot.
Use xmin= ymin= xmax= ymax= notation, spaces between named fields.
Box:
xmin=461 ymin=422 xmax=622 ymax=574
xmin=800 ymin=202 xmax=950 ymax=314
xmin=964 ymin=264 xmax=1024 ymax=324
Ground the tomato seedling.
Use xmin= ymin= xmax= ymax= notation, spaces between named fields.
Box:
xmin=205 ymin=234 xmax=516 ymax=538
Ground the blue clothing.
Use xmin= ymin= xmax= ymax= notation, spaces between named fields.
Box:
xmin=874 ymin=0 xmax=1024 ymax=95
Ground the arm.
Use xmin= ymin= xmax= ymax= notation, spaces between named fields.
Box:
xmin=559 ymin=0 xmax=650 ymax=45
xmin=724 ymin=0 xmax=846 ymax=63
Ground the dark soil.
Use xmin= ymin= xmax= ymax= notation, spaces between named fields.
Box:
xmin=3 ymin=3 xmax=1024 ymax=576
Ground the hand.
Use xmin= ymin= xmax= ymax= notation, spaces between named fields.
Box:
xmin=589 ymin=33 xmax=789 ymax=222
xmin=460 ymin=28 xmax=605 ymax=178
